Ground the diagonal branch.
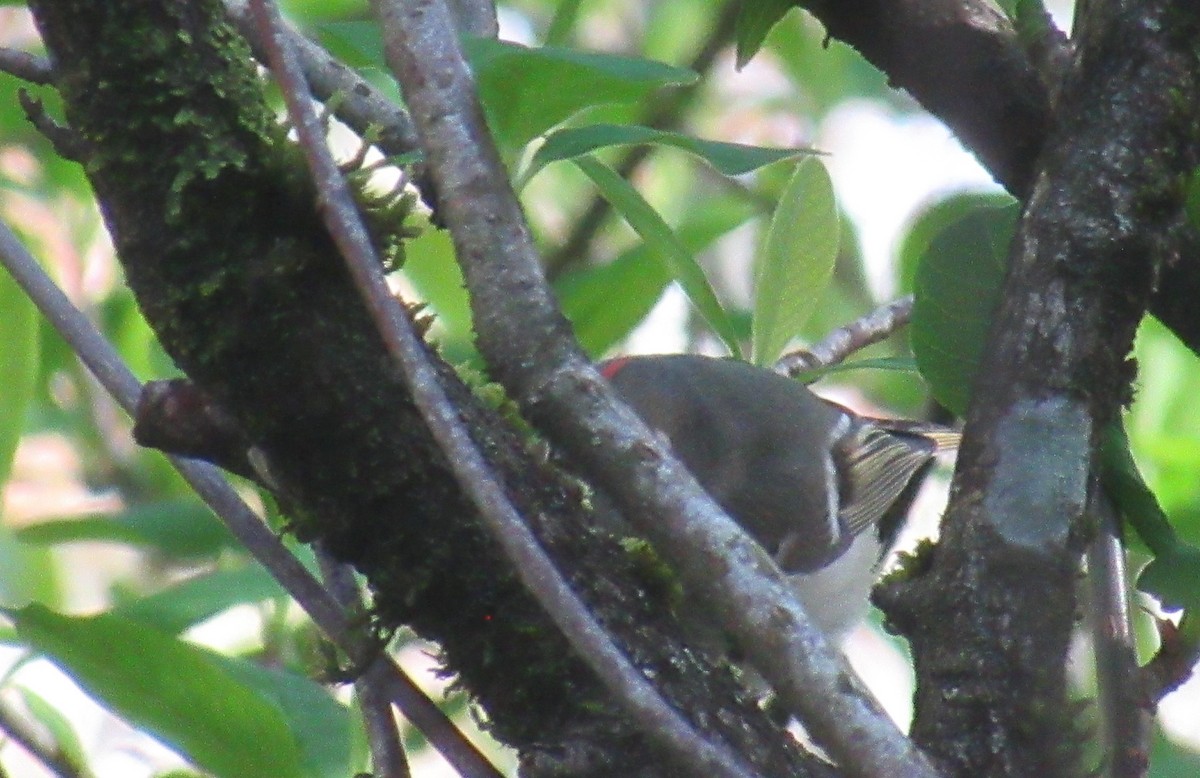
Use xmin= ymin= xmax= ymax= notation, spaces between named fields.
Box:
xmin=0 ymin=47 xmax=54 ymax=84
xmin=248 ymin=3 xmax=759 ymax=775
xmin=223 ymin=0 xmax=419 ymax=158
xmin=23 ymin=3 xmax=823 ymax=773
xmin=0 ymin=218 xmax=503 ymax=778
xmin=316 ymin=546 xmax=411 ymax=778
xmin=370 ymin=0 xmax=937 ymax=775
xmin=775 ymin=295 xmax=913 ymax=376
xmin=0 ymin=694 xmax=92 ymax=778
xmin=1088 ymin=498 xmax=1152 ymax=777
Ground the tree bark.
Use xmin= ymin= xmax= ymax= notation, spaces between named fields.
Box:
xmin=799 ymin=0 xmax=1200 ymax=358
xmin=875 ymin=2 xmax=1200 ymax=774
xmin=26 ymin=1 xmax=819 ymax=774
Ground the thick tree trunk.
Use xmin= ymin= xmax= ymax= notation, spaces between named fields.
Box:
xmin=27 ymin=1 xmax=817 ymax=774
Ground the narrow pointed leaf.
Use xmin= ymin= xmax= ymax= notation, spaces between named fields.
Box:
xmin=558 ymin=195 xmax=758 ymax=356
xmin=526 ymin=123 xmax=816 ymax=184
xmin=17 ymin=498 xmax=238 ymax=558
xmin=18 ymin=687 xmax=86 ymax=769
xmin=1101 ymin=424 xmax=1200 ymax=611
xmin=735 ymin=0 xmax=796 ymax=69
xmin=573 ymin=156 xmax=742 ymax=357
xmin=114 ymin=565 xmax=286 ymax=635
xmin=463 ymin=38 xmax=696 ymax=153
xmin=751 ymin=157 xmax=839 ymax=366
xmin=214 ymin=655 xmax=354 ymax=778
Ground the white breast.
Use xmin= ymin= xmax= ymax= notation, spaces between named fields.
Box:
xmin=788 ymin=530 xmax=882 ymax=641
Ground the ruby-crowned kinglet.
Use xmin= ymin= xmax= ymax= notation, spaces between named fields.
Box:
xmin=602 ymin=354 xmax=957 ymax=639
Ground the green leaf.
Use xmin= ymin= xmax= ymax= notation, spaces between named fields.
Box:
xmin=896 ymin=191 xmax=1018 ymax=294
xmin=795 ymin=356 xmax=920 ymax=383
xmin=463 ymin=37 xmax=697 ymax=154
xmin=751 ymin=157 xmax=839 ymax=366
xmin=545 ymin=0 xmax=586 ymax=46
xmin=400 ymin=228 xmax=473 ymax=344
xmin=311 ymin=20 xmax=385 ymax=70
xmin=114 ymin=565 xmax=286 ymax=635
xmin=557 ymin=244 xmax=671 ymax=358
xmin=1137 ymin=547 xmax=1200 ymax=613
xmin=214 ymin=655 xmax=353 ymax=778
xmin=1151 ymin=726 xmax=1200 ymax=775
xmin=102 ymin=287 xmax=178 ymax=387
xmin=1102 ymin=423 xmax=1177 ymax=555
xmin=1012 ymin=0 xmax=1054 ymax=47
xmin=16 ymin=498 xmax=238 ymax=558
xmin=1100 ymin=422 xmax=1200 ymax=612
xmin=0 ymin=525 xmax=59 ymax=608
xmin=993 ymin=0 xmax=1020 ymax=17
xmin=0 ymin=265 xmax=39 ymax=490
xmin=18 ymin=687 xmax=86 ymax=769
xmin=558 ymin=195 xmax=758 ymax=356
xmin=573 ymin=156 xmax=742 ymax=357
xmin=735 ymin=0 xmax=796 ymax=69
xmin=765 ymin=13 xmax=897 ymax=117
xmin=524 ymin=123 xmax=816 ymax=186
xmin=910 ymin=204 xmax=1018 ymax=415
xmin=10 ymin=605 xmax=305 ymax=778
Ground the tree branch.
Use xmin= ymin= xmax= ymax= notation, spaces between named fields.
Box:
xmin=223 ymin=0 xmax=419 ymax=158
xmin=371 ymin=0 xmax=937 ymax=775
xmin=0 ymin=217 xmax=503 ymax=778
xmin=25 ymin=2 xmax=819 ymax=773
xmin=1087 ymin=498 xmax=1152 ymax=778
xmin=316 ymin=546 xmax=412 ymax=778
xmin=775 ymin=295 xmax=913 ymax=376
xmin=250 ymin=3 xmax=759 ymax=774
xmin=797 ymin=0 xmax=1200 ymax=358
xmin=0 ymin=47 xmax=54 ymax=84
xmin=876 ymin=1 xmax=1200 ymax=772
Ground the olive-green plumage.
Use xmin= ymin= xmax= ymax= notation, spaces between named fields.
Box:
xmin=603 ymin=354 xmax=955 ymax=637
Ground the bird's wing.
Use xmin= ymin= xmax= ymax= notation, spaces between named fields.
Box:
xmin=834 ymin=425 xmax=938 ymax=538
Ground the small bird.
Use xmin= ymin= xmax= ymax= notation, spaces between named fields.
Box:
xmin=601 ymin=353 xmax=958 ymax=641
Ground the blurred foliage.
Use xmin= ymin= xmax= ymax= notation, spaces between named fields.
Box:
xmin=0 ymin=0 xmax=1197 ymax=775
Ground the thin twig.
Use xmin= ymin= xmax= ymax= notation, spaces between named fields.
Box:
xmin=223 ymin=0 xmax=419 ymax=159
xmin=0 ymin=48 xmax=54 ymax=85
xmin=356 ymin=669 xmax=413 ymax=778
xmin=775 ymin=295 xmax=914 ymax=377
xmin=249 ymin=2 xmax=760 ymax=776
xmin=370 ymin=0 xmax=938 ymax=775
xmin=0 ymin=695 xmax=92 ymax=778
xmin=316 ymin=546 xmax=411 ymax=778
xmin=0 ymin=220 xmax=503 ymax=778
xmin=1088 ymin=496 xmax=1151 ymax=778
xmin=1145 ymin=612 xmax=1200 ymax=703
xmin=17 ymin=90 xmax=88 ymax=162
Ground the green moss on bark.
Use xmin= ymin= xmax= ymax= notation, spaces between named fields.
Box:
xmin=27 ymin=2 xmax=820 ymax=773
xmin=31 ymin=0 xmax=597 ymax=751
